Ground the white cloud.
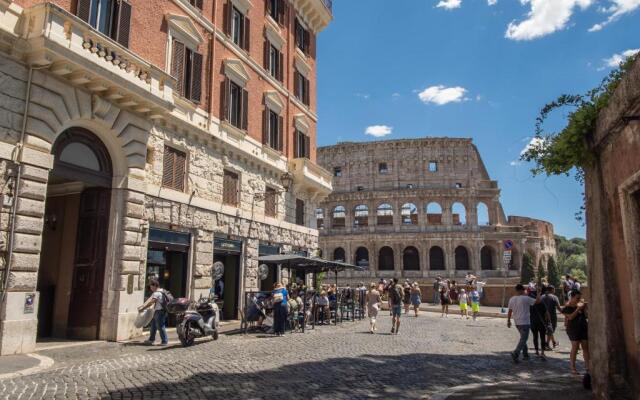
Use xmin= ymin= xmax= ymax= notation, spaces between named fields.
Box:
xmin=436 ymin=0 xmax=462 ymax=10
xmin=365 ymin=125 xmax=393 ymax=137
xmin=418 ymin=85 xmax=468 ymax=105
xmin=590 ymin=0 xmax=640 ymax=31
xmin=510 ymin=160 xmax=521 ymax=166
xmin=488 ymin=0 xmax=498 ymax=5
xmin=602 ymin=49 xmax=640 ymax=68
xmin=355 ymin=93 xmax=370 ymax=100
xmin=392 ymin=92 xmax=401 ymax=98
xmin=505 ymin=0 xmax=594 ymax=41
xmin=511 ymin=137 xmax=546 ymax=166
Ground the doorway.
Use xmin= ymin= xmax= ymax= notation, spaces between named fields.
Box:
xmin=214 ymin=237 xmax=243 ymax=320
xmin=259 ymin=243 xmax=281 ymax=292
xmin=36 ymin=128 xmax=113 ymax=340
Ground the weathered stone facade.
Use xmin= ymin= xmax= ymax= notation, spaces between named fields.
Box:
xmin=586 ymin=56 xmax=640 ymax=399
xmin=0 ymin=0 xmax=332 ymax=355
xmin=316 ymin=138 xmax=556 ymax=298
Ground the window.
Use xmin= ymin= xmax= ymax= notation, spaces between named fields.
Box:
xmin=356 ymin=185 xmax=364 ymax=192
xmin=407 ymin=184 xmax=414 ymax=189
xmin=333 ymin=167 xmax=342 ymax=177
xmin=294 ymin=70 xmax=310 ymax=106
xmin=171 ymin=40 xmax=203 ymax=103
xmin=429 ymin=161 xmax=438 ymax=172
xmin=455 ymin=182 xmax=463 ymax=189
xmin=162 ymin=146 xmax=186 ymax=191
xmin=264 ymin=42 xmax=283 ymax=81
xmin=76 ymin=0 xmax=132 ymax=47
xmin=267 ymin=0 xmax=286 ymax=25
xmin=225 ymin=3 xmax=250 ymax=50
xmin=189 ymin=0 xmax=203 ymax=10
xmin=377 ymin=203 xmax=394 ymax=226
xmin=264 ymin=187 xmax=277 ymax=217
xmin=263 ymin=108 xmax=283 ymax=151
xmin=354 ymin=205 xmax=368 ymax=227
xmin=294 ymin=130 xmax=310 ymax=159
xmin=401 ymin=203 xmax=418 ymax=225
xmin=332 ymin=206 xmax=346 ymax=228
xmin=315 ymin=208 xmax=324 ymax=229
xmin=222 ymin=79 xmax=248 ymax=130
xmin=223 ymin=169 xmax=239 ymax=206
xmin=378 ymin=162 xmax=388 ymax=174
xmin=295 ymin=199 xmax=305 ymax=226
xmin=295 ymin=18 xmax=310 ymax=54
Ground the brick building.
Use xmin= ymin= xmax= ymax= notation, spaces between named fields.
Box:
xmin=586 ymin=56 xmax=640 ymax=398
xmin=0 ymin=0 xmax=332 ymax=355
xmin=316 ymin=138 xmax=556 ymax=305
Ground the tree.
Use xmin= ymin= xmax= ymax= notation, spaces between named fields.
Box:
xmin=521 ymin=253 xmax=535 ymax=285
xmin=536 ymin=259 xmax=546 ymax=285
xmin=547 ymin=256 xmax=561 ymax=289
xmin=570 ymin=268 xmax=587 ymax=285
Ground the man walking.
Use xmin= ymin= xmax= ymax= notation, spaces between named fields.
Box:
xmin=389 ymin=278 xmax=403 ymax=334
xmin=138 ymin=278 xmax=169 ymax=346
xmin=507 ymin=283 xmax=541 ymax=363
xmin=433 ymin=276 xmax=442 ymax=305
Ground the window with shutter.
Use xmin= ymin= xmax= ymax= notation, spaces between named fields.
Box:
xmin=77 ymin=0 xmax=131 ymax=48
xmin=229 ymin=81 xmax=241 ymax=127
xmin=264 ymin=187 xmax=277 ymax=217
xmin=294 ymin=71 xmax=310 ymax=106
xmin=162 ymin=146 xmax=186 ymax=191
xmin=77 ymin=0 xmax=91 ymax=22
xmin=295 ymin=199 xmax=305 ymax=226
xmin=294 ymin=130 xmax=309 ymax=159
xmin=264 ymin=109 xmax=280 ymax=150
xmin=242 ymin=88 xmax=249 ymax=130
xmin=172 ymin=40 xmax=186 ymax=96
xmin=244 ymin=16 xmax=251 ymax=51
xmin=295 ymin=18 xmax=309 ymax=54
xmin=189 ymin=0 xmax=203 ymax=10
xmin=190 ymin=52 xmax=203 ymax=103
xmin=115 ymin=0 xmax=131 ymax=47
xmin=231 ymin=6 xmax=245 ymax=47
xmin=223 ymin=170 xmax=239 ymax=206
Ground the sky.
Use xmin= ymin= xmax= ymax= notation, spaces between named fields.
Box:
xmin=315 ymin=0 xmax=640 ymax=240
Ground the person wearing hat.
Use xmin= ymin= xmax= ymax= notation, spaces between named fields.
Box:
xmin=458 ymin=288 xmax=469 ymax=319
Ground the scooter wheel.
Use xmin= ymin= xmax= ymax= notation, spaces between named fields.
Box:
xmin=179 ymin=321 xmax=196 ymax=347
xmin=212 ymin=331 xmax=219 ymax=341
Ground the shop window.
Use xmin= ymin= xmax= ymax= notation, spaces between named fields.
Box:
xmin=295 ymin=199 xmax=305 ymax=226
xmin=264 ymin=187 xmax=277 ymax=217
xmin=223 ymin=169 xmax=239 ymax=206
xmin=162 ymin=146 xmax=186 ymax=192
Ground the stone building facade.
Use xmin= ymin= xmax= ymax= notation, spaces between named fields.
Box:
xmin=586 ymin=56 xmax=640 ymax=398
xmin=316 ymin=138 xmax=556 ymax=301
xmin=0 ymin=0 xmax=332 ymax=355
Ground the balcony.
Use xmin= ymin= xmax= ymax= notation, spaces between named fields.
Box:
xmin=17 ymin=3 xmax=175 ymax=118
xmin=291 ymin=0 xmax=333 ymax=32
xmin=289 ymin=158 xmax=333 ymax=199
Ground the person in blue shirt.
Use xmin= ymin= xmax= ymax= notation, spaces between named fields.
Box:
xmin=271 ymin=282 xmax=289 ymax=336
xmin=470 ymin=288 xmax=481 ymax=321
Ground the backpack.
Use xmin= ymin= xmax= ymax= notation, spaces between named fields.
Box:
xmin=161 ymin=289 xmax=174 ymax=311
xmin=389 ymin=285 xmax=402 ymax=305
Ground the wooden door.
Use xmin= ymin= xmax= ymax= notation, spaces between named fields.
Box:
xmin=66 ymin=188 xmax=111 ymax=339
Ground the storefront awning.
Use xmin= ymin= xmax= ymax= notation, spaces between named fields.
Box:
xmin=257 ymin=254 xmax=365 ymax=273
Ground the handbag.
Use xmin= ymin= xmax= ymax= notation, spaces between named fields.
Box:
xmin=272 ymin=291 xmax=284 ymax=303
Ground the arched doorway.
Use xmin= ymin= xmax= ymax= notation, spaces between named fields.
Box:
xmin=333 ymin=247 xmax=346 ymax=262
xmin=37 ymin=128 xmax=113 ymax=340
xmin=355 ymin=247 xmax=369 ymax=267
xmin=378 ymin=246 xmax=394 ymax=270
xmin=455 ymin=246 xmax=470 ymax=270
xmin=481 ymin=246 xmax=495 ymax=270
xmin=429 ymin=246 xmax=445 ymax=270
xmin=403 ymin=246 xmax=420 ymax=270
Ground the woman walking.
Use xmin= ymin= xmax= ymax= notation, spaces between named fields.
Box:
xmin=530 ymin=291 xmax=551 ymax=360
xmin=365 ymin=282 xmax=381 ymax=333
xmin=271 ymin=282 xmax=288 ymax=336
xmin=440 ymin=286 xmax=450 ymax=317
xmin=410 ymin=283 xmax=422 ymax=317
xmin=403 ymin=283 xmax=412 ymax=315
xmin=563 ymin=290 xmax=590 ymax=375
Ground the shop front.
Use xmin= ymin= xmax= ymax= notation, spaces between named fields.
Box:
xmin=259 ymin=243 xmax=281 ymax=291
xmin=213 ymin=236 xmax=243 ymax=320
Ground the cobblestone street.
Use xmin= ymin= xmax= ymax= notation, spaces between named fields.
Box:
xmin=0 ymin=313 xmax=591 ymax=399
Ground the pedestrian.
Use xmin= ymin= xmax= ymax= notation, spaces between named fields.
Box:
xmin=440 ymin=285 xmax=450 ymax=317
xmin=458 ymin=289 xmax=469 ymax=319
xmin=541 ymin=286 xmax=562 ymax=349
xmin=365 ymin=282 xmax=381 ymax=333
xmin=272 ymin=282 xmax=288 ymax=336
xmin=469 ymin=287 xmax=481 ymax=321
xmin=529 ymin=290 xmax=551 ymax=360
xmin=377 ymin=278 xmax=385 ymax=294
xmin=562 ymin=289 xmax=590 ymax=375
xmin=388 ymin=278 xmax=404 ymax=334
xmin=138 ymin=278 xmax=168 ymax=346
xmin=403 ymin=283 xmax=412 ymax=315
xmin=410 ymin=283 xmax=422 ymax=317
xmin=507 ymin=283 xmax=542 ymax=363
xmin=450 ymin=281 xmax=459 ymax=304
xmin=562 ymin=275 xmax=574 ymax=301
xmin=433 ymin=277 xmax=442 ymax=305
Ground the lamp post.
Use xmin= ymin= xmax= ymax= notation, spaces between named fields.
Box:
xmin=253 ymin=172 xmax=294 ymax=201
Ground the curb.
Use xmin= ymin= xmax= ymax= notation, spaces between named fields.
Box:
xmin=0 ymin=353 xmax=54 ymax=381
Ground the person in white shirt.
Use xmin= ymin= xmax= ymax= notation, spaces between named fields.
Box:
xmin=507 ymin=283 xmax=542 ymax=363
xmin=138 ymin=278 xmax=168 ymax=346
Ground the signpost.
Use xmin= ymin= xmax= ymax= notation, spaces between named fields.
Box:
xmin=500 ymin=240 xmax=514 ymax=313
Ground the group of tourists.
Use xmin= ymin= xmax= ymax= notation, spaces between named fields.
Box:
xmin=507 ymin=282 xmax=589 ymax=376
xmin=435 ymin=275 xmax=484 ymax=320
xmin=364 ymin=278 xmax=423 ymax=334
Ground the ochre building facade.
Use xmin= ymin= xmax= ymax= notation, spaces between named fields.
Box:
xmin=316 ymin=138 xmax=556 ymax=302
xmin=0 ymin=0 xmax=333 ymax=355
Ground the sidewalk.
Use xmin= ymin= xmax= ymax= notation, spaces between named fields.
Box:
xmin=379 ymin=303 xmax=566 ymax=320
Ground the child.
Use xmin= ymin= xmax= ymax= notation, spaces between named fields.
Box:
xmin=458 ymin=289 xmax=469 ymax=319
xmin=470 ymin=287 xmax=481 ymax=321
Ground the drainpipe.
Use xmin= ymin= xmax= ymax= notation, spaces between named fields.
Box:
xmin=206 ymin=0 xmax=218 ymax=131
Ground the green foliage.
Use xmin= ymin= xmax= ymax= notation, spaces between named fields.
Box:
xmin=569 ymin=268 xmax=587 ymax=284
xmin=555 ymin=234 xmax=588 ymax=283
xmin=314 ymin=272 xmax=325 ymax=291
xmin=521 ymin=253 xmax=535 ymax=285
xmin=536 ymin=259 xmax=546 ymax=284
xmin=547 ymin=256 xmax=562 ymax=289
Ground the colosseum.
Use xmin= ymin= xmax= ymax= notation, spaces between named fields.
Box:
xmin=316 ymin=138 xmax=556 ymax=305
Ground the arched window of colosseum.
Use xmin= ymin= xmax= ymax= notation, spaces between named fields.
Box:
xmin=429 ymin=246 xmax=445 ymax=270
xmin=354 ymin=205 xmax=369 ymax=227
xmin=401 ymin=203 xmax=418 ymax=225
xmin=455 ymin=246 xmax=470 ymax=270
xmin=333 ymin=247 xmax=346 ymax=262
xmin=481 ymin=246 xmax=495 ymax=270
xmin=355 ymin=247 xmax=370 ymax=267
xmin=426 ymin=202 xmax=443 ymax=224
xmin=452 ymin=203 xmax=467 ymax=225
xmin=403 ymin=247 xmax=420 ymax=270
xmin=377 ymin=203 xmax=394 ymax=226
xmin=315 ymin=208 xmax=324 ymax=229
xmin=378 ymin=246 xmax=394 ymax=270
xmin=477 ymin=202 xmax=490 ymax=225
xmin=332 ymin=206 xmax=346 ymax=227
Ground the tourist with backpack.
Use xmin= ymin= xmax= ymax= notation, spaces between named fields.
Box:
xmin=389 ymin=278 xmax=403 ymax=334
xmin=138 ymin=278 xmax=169 ymax=346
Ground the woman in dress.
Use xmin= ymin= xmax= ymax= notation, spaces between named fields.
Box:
xmin=562 ymin=289 xmax=590 ymax=375
xmin=440 ymin=285 xmax=450 ymax=317
xmin=410 ymin=283 xmax=422 ymax=317
xmin=403 ymin=283 xmax=412 ymax=315
xmin=271 ymin=282 xmax=288 ymax=336
xmin=365 ymin=282 xmax=381 ymax=333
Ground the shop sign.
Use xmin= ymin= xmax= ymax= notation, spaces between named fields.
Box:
xmin=24 ymin=293 xmax=35 ymax=314
xmin=214 ymin=238 xmax=242 ymax=253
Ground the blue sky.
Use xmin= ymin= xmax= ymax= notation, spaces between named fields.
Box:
xmin=316 ymin=0 xmax=640 ymax=239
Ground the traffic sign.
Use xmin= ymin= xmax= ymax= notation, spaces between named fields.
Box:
xmin=503 ymin=250 xmax=512 ymax=265
xmin=504 ymin=240 xmax=514 ymax=250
